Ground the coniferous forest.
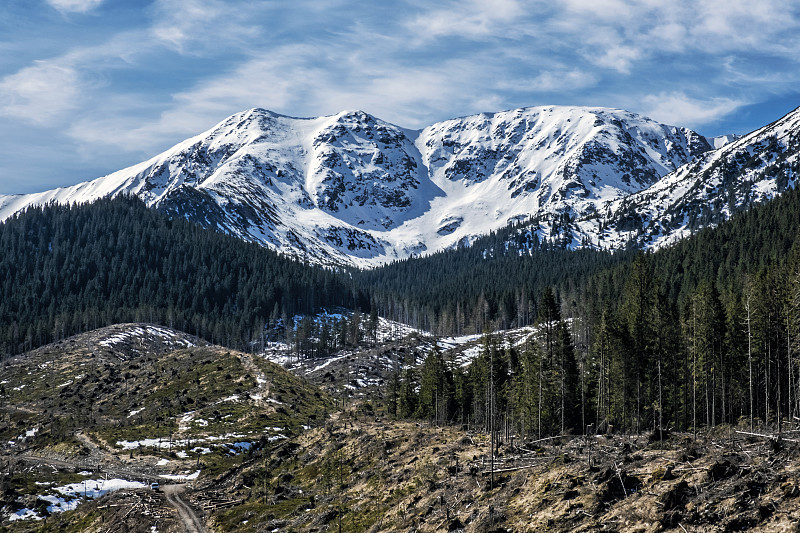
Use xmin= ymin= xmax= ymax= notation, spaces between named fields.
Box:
xmin=376 ymin=186 xmax=800 ymax=438
xmin=2 ymin=187 xmax=800 ymax=439
xmin=0 ymin=197 xmax=361 ymax=355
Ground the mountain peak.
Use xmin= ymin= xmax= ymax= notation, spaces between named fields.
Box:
xmin=333 ymin=109 xmax=374 ymax=120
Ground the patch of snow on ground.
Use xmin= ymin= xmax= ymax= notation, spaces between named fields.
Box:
xmin=512 ymin=328 xmax=537 ymax=347
xmin=128 ymin=408 xmax=144 ymax=418
xmin=308 ymin=354 xmax=349 ymax=374
xmin=438 ymin=334 xmax=483 ymax=350
xmin=456 ymin=346 xmax=484 ymax=367
xmin=205 ymin=433 xmax=247 ymax=441
xmin=8 ymin=508 xmax=42 ymax=521
xmin=117 ymin=431 xmax=250 ymax=450
xmin=97 ymin=326 xmax=196 ymax=350
xmin=117 ymin=438 xmax=178 ymax=450
xmin=375 ymin=317 xmax=428 ymax=342
xmin=264 ymin=353 xmax=293 ymax=365
xmin=40 ymin=479 xmax=148 ymax=515
xmin=160 ymin=470 xmax=200 ymax=481
xmin=98 ymin=332 xmax=130 ymax=347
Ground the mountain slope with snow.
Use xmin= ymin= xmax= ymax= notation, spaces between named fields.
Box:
xmin=571 ymin=106 xmax=800 ymax=250
xmin=1 ymin=104 xmax=795 ymax=266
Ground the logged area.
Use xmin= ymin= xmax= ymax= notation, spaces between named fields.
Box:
xmin=3 ymin=322 xmax=800 ymax=532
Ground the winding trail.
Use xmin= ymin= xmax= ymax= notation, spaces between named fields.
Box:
xmin=163 ymin=484 xmax=207 ymax=533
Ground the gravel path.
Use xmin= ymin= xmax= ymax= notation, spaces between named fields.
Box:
xmin=163 ymin=484 xmax=207 ymax=533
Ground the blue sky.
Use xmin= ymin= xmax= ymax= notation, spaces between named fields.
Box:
xmin=1 ymin=0 xmax=799 ymax=195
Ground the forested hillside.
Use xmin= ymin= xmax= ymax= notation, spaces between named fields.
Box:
xmin=355 ymin=237 xmax=632 ymax=335
xmin=0 ymin=197 xmax=360 ymax=357
xmin=0 ymin=195 xmax=634 ymax=358
xmin=358 ymin=186 xmax=800 ymax=334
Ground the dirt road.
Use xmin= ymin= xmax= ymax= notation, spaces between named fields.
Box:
xmin=163 ymin=484 xmax=207 ymax=533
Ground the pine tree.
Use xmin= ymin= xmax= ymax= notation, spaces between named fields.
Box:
xmin=397 ymin=367 xmax=418 ymax=419
xmin=416 ymin=346 xmax=453 ymax=424
xmin=687 ymin=281 xmax=725 ymax=428
xmin=386 ymin=370 xmax=400 ymax=417
xmin=619 ymin=253 xmax=657 ymax=433
xmin=556 ymin=318 xmax=579 ymax=433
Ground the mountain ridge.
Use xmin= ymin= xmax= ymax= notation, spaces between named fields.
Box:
xmin=1 ymin=104 xmax=795 ymax=267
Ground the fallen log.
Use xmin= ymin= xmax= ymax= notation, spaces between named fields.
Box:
xmin=480 ymin=462 xmax=539 ymax=475
xmin=735 ymin=431 xmax=800 ymax=443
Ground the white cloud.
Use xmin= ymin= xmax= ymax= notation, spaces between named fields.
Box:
xmin=0 ymin=23 xmax=163 ymax=127
xmin=592 ymin=45 xmax=641 ymax=74
xmin=0 ymin=62 xmax=85 ymax=123
xmin=407 ymin=0 xmax=523 ymax=40
xmin=560 ymin=0 xmax=639 ymax=22
xmin=46 ymin=0 xmax=104 ymax=14
xmin=499 ymin=70 xmax=597 ymax=93
xmin=520 ymin=0 xmax=800 ymax=75
xmin=360 ymin=62 xmax=499 ymax=126
xmin=149 ymin=0 xmax=264 ymax=54
xmin=640 ymin=92 xmax=744 ymax=128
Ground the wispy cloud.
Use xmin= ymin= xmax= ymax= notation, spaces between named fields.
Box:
xmin=46 ymin=0 xmax=104 ymax=14
xmin=148 ymin=0 xmax=265 ymax=55
xmin=0 ymin=62 xmax=85 ymax=123
xmin=498 ymin=69 xmax=598 ymax=93
xmin=640 ymin=92 xmax=745 ymax=129
xmin=406 ymin=0 xmax=523 ymax=41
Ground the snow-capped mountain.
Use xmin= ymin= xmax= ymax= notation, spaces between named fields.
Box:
xmin=415 ymin=106 xmax=710 ymax=249
xmin=0 ymin=109 xmax=435 ymax=265
xmin=0 ymin=104 xmax=795 ymax=266
xmin=571 ymin=106 xmax=799 ymax=250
